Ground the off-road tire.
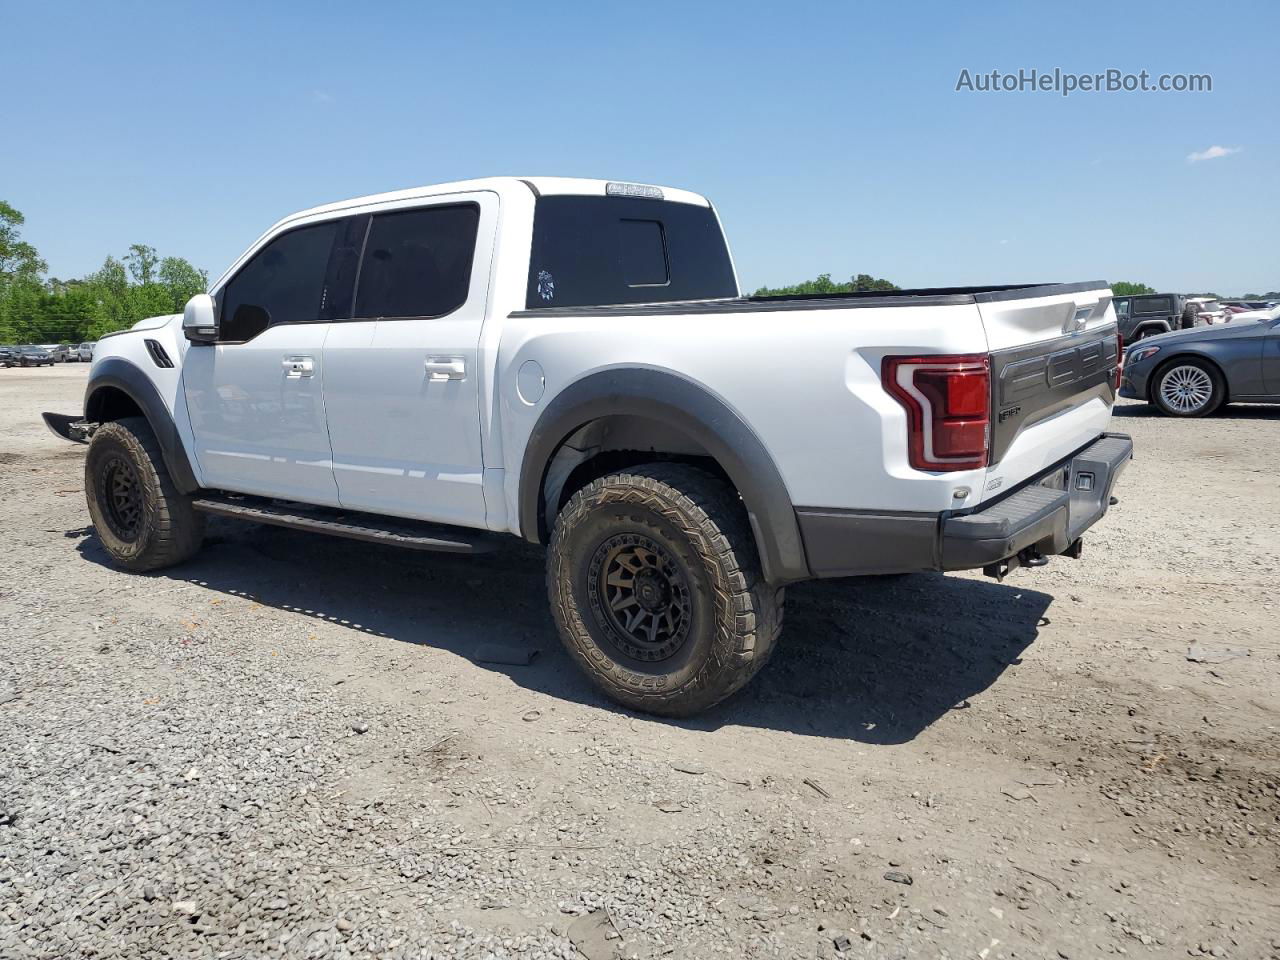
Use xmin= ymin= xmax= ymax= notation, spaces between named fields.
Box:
xmin=548 ymin=463 xmax=783 ymax=717
xmin=1151 ymin=357 xmax=1225 ymax=418
xmin=85 ymin=416 xmax=205 ymax=571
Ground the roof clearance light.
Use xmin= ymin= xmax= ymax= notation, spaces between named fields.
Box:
xmin=605 ymin=182 xmax=664 ymax=200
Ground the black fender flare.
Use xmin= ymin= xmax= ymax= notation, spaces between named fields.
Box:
xmin=518 ymin=368 xmax=810 ymax=584
xmin=84 ymin=357 xmax=200 ymax=494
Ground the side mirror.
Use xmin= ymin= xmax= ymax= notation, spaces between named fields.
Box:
xmin=183 ymin=294 xmax=218 ymax=343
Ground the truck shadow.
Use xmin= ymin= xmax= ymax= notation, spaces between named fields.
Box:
xmin=76 ymin=519 xmax=1051 ymax=745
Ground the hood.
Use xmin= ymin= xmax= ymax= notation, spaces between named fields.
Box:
xmin=131 ymin=313 xmax=182 ymax=332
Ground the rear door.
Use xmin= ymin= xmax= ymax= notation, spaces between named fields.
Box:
xmin=322 ymin=194 xmax=496 ymax=528
xmin=976 ymin=284 xmax=1119 ymax=502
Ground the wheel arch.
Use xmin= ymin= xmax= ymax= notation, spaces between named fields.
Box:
xmin=1131 ymin=321 xmax=1171 ymax=340
xmin=84 ymin=357 xmax=199 ymax=494
xmin=518 ymin=368 xmax=810 ymax=584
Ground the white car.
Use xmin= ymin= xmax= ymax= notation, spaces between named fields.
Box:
xmin=75 ymin=342 xmax=96 ymax=362
xmin=43 ymin=177 xmax=1131 ymax=716
xmin=1185 ymin=297 xmax=1225 ymax=325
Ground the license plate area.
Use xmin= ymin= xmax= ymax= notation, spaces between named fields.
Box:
xmin=1037 ymin=466 xmax=1069 ymax=492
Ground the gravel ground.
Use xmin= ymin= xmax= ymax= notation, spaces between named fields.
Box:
xmin=1 ymin=364 xmax=1277 ymax=960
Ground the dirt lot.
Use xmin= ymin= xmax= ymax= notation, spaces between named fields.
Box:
xmin=1 ymin=364 xmax=1277 ymax=960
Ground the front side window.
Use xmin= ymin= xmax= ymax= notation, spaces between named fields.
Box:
xmin=220 ymin=221 xmax=343 ymax=342
xmin=353 ymin=204 xmax=479 ymax=319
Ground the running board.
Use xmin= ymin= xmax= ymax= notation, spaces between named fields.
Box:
xmin=190 ymin=494 xmax=499 ymax=554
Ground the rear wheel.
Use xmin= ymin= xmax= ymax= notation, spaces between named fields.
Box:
xmin=547 ymin=463 xmax=783 ymax=717
xmin=1152 ymin=358 xmax=1224 ymax=417
xmin=85 ymin=417 xmax=205 ymax=571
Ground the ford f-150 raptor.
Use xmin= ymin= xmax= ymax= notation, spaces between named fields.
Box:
xmin=44 ymin=177 xmax=1131 ymax=716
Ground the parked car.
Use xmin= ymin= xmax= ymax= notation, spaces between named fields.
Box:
xmin=1185 ymin=297 xmax=1225 ymax=326
xmin=43 ymin=176 xmax=1131 ymax=717
xmin=1120 ymin=305 xmax=1280 ymax=416
xmin=0 ymin=345 xmax=17 ymax=367
xmin=39 ymin=343 xmax=73 ymax=362
xmin=76 ymin=342 xmax=96 ymax=362
xmin=15 ymin=345 xmax=55 ymax=367
xmin=1113 ymin=293 xmax=1194 ymax=343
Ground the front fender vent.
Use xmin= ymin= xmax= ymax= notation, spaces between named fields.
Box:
xmin=144 ymin=339 xmax=174 ymax=369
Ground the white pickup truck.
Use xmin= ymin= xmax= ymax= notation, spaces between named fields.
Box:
xmin=45 ymin=177 xmax=1131 ymax=716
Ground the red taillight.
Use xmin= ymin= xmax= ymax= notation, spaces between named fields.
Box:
xmin=1114 ymin=331 xmax=1123 ymax=390
xmin=882 ymin=354 xmax=991 ymax=472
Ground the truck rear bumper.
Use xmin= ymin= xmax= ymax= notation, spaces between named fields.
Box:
xmin=796 ymin=432 xmax=1132 ymax=579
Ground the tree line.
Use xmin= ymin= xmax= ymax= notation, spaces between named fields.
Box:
xmin=752 ymin=273 xmax=899 ymax=297
xmin=0 ymin=200 xmax=207 ymax=345
xmin=761 ymin=278 xmax=1280 ymax=300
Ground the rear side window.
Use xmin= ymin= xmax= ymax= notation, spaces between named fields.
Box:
xmin=1134 ymin=296 xmax=1173 ymax=314
xmin=221 ymin=221 xmax=342 ymax=342
xmin=353 ymin=204 xmax=479 ymax=319
xmin=526 ymin=196 xmax=736 ymax=309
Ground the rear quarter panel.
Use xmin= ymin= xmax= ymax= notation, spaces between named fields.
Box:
xmin=496 ymin=302 xmax=993 ymax=536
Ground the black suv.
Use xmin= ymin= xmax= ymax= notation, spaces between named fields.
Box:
xmin=1116 ymin=295 xmax=1203 ymax=343
xmin=1113 ymin=293 xmax=1198 ymax=343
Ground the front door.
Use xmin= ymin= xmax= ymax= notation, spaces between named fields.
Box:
xmin=322 ymin=195 xmax=495 ymax=528
xmin=182 ymin=216 xmax=362 ymax=504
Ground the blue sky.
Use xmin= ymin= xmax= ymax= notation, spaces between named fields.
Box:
xmin=3 ymin=0 xmax=1277 ymax=294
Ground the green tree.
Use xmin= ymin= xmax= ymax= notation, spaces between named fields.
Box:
xmin=0 ymin=201 xmax=47 ymax=288
xmin=1110 ymin=281 xmax=1155 ymax=296
xmin=158 ymin=256 xmax=208 ymax=311
xmin=851 ymin=273 xmax=899 ymax=292
xmin=0 ymin=276 xmax=47 ymax=343
xmin=753 ymin=272 xmax=899 ymax=297
xmin=0 ymin=204 xmax=208 ymax=342
xmin=124 ymin=243 xmax=160 ymax=285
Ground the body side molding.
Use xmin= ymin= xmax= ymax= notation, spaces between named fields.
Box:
xmin=518 ymin=368 xmax=810 ymax=584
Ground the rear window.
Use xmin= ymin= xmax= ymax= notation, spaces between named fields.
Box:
xmin=526 ymin=196 xmax=736 ymax=309
xmin=1134 ymin=296 xmax=1173 ymax=314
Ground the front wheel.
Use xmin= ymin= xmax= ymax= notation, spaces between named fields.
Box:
xmin=1152 ymin=358 xmax=1224 ymax=417
xmin=85 ymin=417 xmax=206 ymax=571
xmin=547 ymin=464 xmax=783 ymax=717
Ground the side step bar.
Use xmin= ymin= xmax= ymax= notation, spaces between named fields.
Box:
xmin=191 ymin=494 xmax=500 ymax=554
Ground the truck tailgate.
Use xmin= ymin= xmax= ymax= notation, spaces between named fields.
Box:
xmin=976 ymin=283 xmax=1119 ymax=502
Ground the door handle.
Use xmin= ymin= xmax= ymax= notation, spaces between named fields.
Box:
xmin=424 ymin=357 xmax=466 ymax=381
xmin=283 ymin=356 xmax=315 ymax=378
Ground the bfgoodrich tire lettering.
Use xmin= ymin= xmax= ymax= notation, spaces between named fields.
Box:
xmin=547 ymin=463 xmax=783 ymax=717
xmin=85 ymin=416 xmax=205 ymax=571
